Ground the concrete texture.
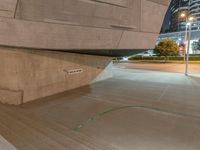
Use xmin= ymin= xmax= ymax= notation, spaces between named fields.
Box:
xmin=0 ymin=0 xmax=17 ymax=17
xmin=116 ymin=62 xmax=200 ymax=74
xmin=0 ymin=0 xmax=170 ymax=50
xmin=0 ymin=88 xmax=22 ymax=105
xmin=141 ymin=0 xmax=167 ymax=33
xmin=0 ymin=135 xmax=17 ymax=150
xmin=0 ymin=64 xmax=200 ymax=149
xmin=0 ymin=0 xmax=170 ymax=104
xmin=0 ymin=47 xmax=112 ymax=104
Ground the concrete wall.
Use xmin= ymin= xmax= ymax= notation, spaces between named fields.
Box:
xmin=0 ymin=0 xmax=17 ymax=17
xmin=0 ymin=0 xmax=170 ymax=50
xmin=0 ymin=47 xmax=112 ymax=104
xmin=0 ymin=0 xmax=170 ymax=104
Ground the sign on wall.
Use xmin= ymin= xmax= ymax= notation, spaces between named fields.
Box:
xmin=64 ymin=68 xmax=83 ymax=75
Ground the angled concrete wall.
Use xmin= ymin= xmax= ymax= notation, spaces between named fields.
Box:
xmin=0 ymin=0 xmax=170 ymax=50
xmin=0 ymin=0 xmax=170 ymax=104
xmin=0 ymin=47 xmax=112 ymax=104
xmin=0 ymin=0 xmax=17 ymax=17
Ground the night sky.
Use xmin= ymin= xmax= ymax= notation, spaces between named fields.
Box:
xmin=162 ymin=7 xmax=171 ymax=30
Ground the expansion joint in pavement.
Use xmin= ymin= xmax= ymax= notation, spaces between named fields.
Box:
xmin=74 ymin=105 xmax=200 ymax=131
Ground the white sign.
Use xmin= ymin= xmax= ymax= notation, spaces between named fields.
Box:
xmin=64 ymin=68 xmax=83 ymax=75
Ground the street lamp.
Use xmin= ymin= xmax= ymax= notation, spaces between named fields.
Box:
xmin=180 ymin=13 xmax=195 ymax=76
xmin=181 ymin=13 xmax=186 ymax=18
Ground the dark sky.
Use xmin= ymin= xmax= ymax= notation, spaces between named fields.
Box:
xmin=162 ymin=7 xmax=171 ymax=29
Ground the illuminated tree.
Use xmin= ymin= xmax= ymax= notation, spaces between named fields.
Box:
xmin=192 ymin=40 xmax=200 ymax=51
xmin=154 ymin=39 xmax=179 ymax=61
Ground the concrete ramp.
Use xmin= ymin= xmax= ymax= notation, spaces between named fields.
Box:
xmin=0 ymin=135 xmax=17 ymax=150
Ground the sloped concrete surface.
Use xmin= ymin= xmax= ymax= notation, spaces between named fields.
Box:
xmin=0 ymin=135 xmax=17 ymax=150
xmin=0 ymin=63 xmax=200 ymax=150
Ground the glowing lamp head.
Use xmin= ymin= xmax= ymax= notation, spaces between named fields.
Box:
xmin=188 ymin=16 xmax=194 ymax=21
xmin=180 ymin=13 xmax=186 ymax=18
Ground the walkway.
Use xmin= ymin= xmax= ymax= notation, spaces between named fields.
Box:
xmin=0 ymin=63 xmax=200 ymax=150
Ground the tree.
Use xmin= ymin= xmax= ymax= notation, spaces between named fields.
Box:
xmin=154 ymin=39 xmax=179 ymax=61
xmin=192 ymin=40 xmax=200 ymax=51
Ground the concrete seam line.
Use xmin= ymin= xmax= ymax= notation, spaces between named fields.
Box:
xmin=116 ymin=31 xmax=124 ymax=49
xmin=157 ymin=84 xmax=170 ymax=101
xmin=14 ymin=0 xmax=19 ymax=18
xmin=74 ymin=105 xmax=200 ymax=131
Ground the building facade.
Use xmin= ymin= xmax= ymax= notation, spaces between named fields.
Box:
xmin=0 ymin=0 xmax=170 ymax=105
xmin=189 ymin=0 xmax=200 ymax=30
xmin=169 ymin=0 xmax=200 ymax=32
xmin=158 ymin=30 xmax=200 ymax=54
xmin=169 ymin=0 xmax=189 ymax=32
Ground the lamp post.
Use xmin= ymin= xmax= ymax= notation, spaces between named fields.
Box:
xmin=180 ymin=13 xmax=195 ymax=76
xmin=185 ymin=22 xmax=191 ymax=76
xmin=181 ymin=13 xmax=187 ymax=62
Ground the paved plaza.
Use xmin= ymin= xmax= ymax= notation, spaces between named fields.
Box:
xmin=0 ymin=63 xmax=200 ymax=150
xmin=116 ymin=62 xmax=200 ymax=74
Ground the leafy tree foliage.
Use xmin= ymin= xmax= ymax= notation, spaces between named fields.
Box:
xmin=192 ymin=40 xmax=200 ymax=51
xmin=154 ymin=39 xmax=179 ymax=57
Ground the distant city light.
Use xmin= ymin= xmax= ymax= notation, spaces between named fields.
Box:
xmin=123 ymin=57 xmax=128 ymax=61
xmin=186 ymin=22 xmax=191 ymax=26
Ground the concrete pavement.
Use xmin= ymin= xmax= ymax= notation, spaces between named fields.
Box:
xmin=0 ymin=63 xmax=200 ymax=150
xmin=115 ymin=62 xmax=200 ymax=74
xmin=0 ymin=135 xmax=17 ymax=150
